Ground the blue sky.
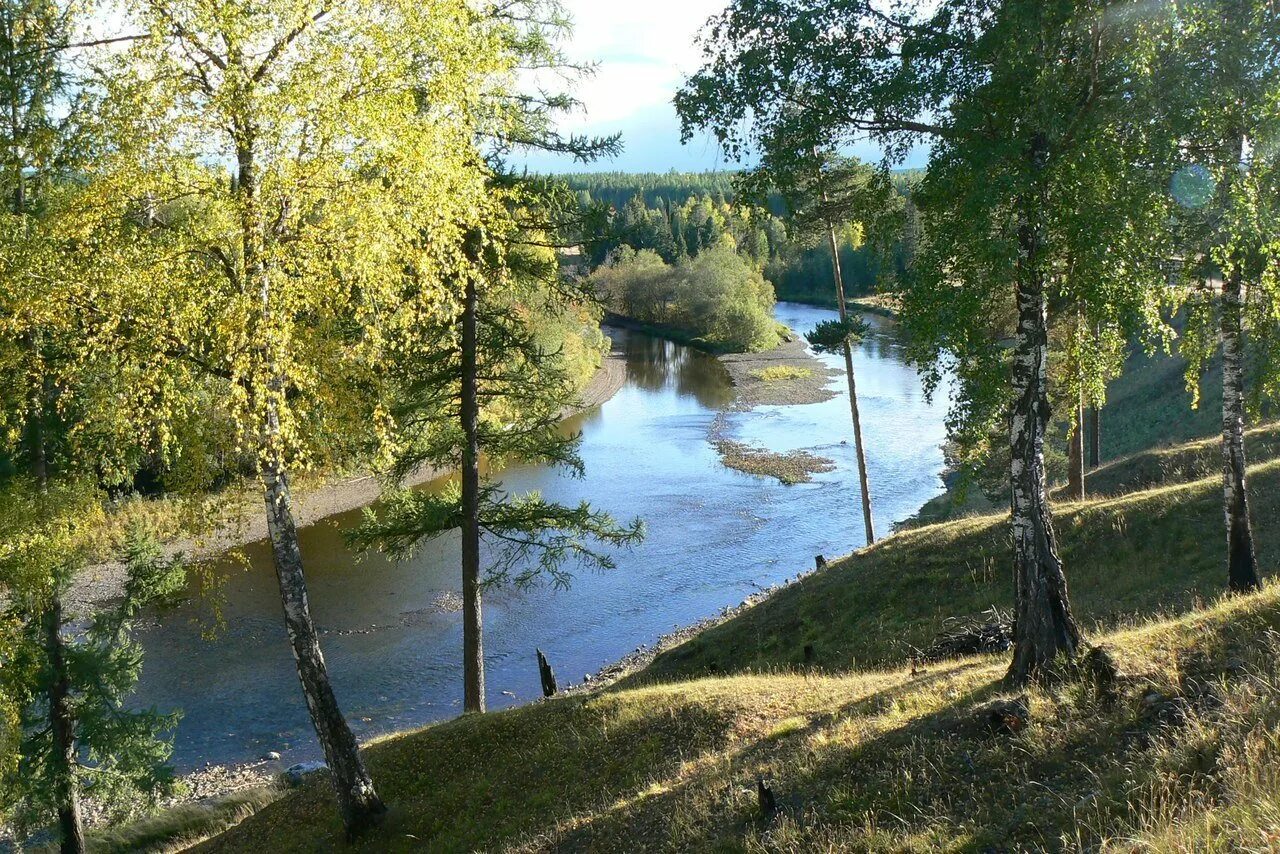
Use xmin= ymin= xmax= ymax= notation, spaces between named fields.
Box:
xmin=519 ymin=1 xmax=901 ymax=174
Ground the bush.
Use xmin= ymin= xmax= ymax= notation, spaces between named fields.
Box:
xmin=591 ymin=246 xmax=779 ymax=352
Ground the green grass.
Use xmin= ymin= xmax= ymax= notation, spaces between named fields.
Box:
xmin=639 ymin=456 xmax=1280 ymax=681
xmin=58 ymin=788 xmax=283 ymax=853
xmin=184 ymin=584 xmax=1280 ymax=852
xmin=1074 ymin=421 xmax=1280 ymax=498
xmin=110 ymin=409 xmax=1280 ymax=852
xmin=749 ymin=365 xmax=813 ymax=382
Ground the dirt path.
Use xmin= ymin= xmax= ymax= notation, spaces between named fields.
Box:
xmin=66 ymin=352 xmax=628 ymax=611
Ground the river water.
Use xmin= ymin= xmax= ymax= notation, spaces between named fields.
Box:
xmin=132 ymin=302 xmax=951 ymax=770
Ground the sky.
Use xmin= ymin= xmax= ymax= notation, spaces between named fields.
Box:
xmin=517 ymin=0 xmax=732 ymax=174
xmin=516 ymin=1 xmax=916 ymax=175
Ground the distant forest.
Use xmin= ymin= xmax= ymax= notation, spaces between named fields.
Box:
xmin=556 ymin=170 xmax=921 ymax=304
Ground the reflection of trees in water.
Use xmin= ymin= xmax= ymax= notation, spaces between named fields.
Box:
xmin=617 ymin=330 xmax=735 ymax=409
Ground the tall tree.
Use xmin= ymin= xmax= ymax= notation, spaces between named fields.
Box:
xmin=77 ymin=0 xmax=509 ymax=833
xmin=354 ymin=213 xmax=643 ymax=713
xmin=749 ymin=151 xmax=898 ymax=545
xmin=357 ymin=2 xmax=638 ymax=714
xmin=1166 ymin=0 xmax=1280 ymax=594
xmin=678 ymin=0 xmax=1172 ymax=683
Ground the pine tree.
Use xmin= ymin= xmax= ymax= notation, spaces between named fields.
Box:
xmin=354 ymin=204 xmax=643 ymax=714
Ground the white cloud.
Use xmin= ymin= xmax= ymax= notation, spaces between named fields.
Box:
xmin=519 ymin=1 xmax=928 ymax=173
xmin=519 ymin=0 xmax=731 ymax=172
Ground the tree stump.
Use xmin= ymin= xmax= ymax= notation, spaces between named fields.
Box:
xmin=756 ymin=776 xmax=777 ymax=818
xmin=536 ymin=648 xmax=558 ymax=698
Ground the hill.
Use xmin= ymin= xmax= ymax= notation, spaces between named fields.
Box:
xmin=187 ymin=578 xmax=1280 ymax=851
xmin=79 ymin=423 xmax=1280 ymax=852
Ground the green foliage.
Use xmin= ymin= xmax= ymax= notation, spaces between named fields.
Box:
xmin=0 ymin=491 xmax=185 ymax=840
xmin=1162 ymin=0 xmax=1280 ymax=403
xmin=563 ymin=170 xmax=917 ymax=303
xmin=591 ymin=246 xmax=779 ymax=353
xmin=557 ymin=171 xmax=746 ymax=210
xmin=354 ymin=176 xmax=643 ymax=591
xmin=805 ymin=316 xmax=869 ymax=356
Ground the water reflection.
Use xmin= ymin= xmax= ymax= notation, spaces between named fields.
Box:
xmin=132 ymin=303 xmax=949 ymax=770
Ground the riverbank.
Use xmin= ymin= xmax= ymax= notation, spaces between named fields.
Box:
xmin=66 ymin=350 xmax=628 ymax=611
xmin=769 ymin=292 xmax=901 ymax=319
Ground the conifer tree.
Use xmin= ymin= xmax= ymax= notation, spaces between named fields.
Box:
xmin=0 ymin=489 xmax=184 ymax=852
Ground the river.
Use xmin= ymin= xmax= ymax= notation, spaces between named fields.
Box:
xmin=132 ymin=301 xmax=951 ymax=771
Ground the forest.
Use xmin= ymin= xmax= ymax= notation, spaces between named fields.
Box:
xmin=2 ymin=0 xmax=1280 ymax=852
xmin=564 ymin=169 xmax=921 ymax=305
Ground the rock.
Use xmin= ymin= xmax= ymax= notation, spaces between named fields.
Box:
xmin=283 ymin=761 xmax=328 ymax=786
xmin=262 ymin=751 xmax=282 ymax=762
xmin=979 ymin=695 xmax=1030 ymax=736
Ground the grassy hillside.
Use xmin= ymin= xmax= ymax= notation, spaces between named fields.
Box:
xmin=640 ymin=457 xmax=1280 ymax=681
xmin=182 ymin=582 xmax=1280 ymax=852
xmin=91 ymin=399 xmax=1280 ymax=852
xmin=1077 ymin=422 xmax=1280 ymax=498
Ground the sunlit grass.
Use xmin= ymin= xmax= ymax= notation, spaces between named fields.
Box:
xmin=749 ymin=365 xmax=813 ymax=382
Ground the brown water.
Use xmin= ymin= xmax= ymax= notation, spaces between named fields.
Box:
xmin=132 ymin=302 xmax=951 ymax=770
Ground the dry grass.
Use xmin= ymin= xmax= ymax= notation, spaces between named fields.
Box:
xmin=179 ymin=582 xmax=1280 ymax=852
xmin=107 ymin=430 xmax=1280 ymax=852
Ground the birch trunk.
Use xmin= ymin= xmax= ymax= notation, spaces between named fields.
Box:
xmin=240 ymin=138 xmax=384 ymax=836
xmin=1007 ymin=177 xmax=1082 ymax=685
xmin=46 ymin=596 xmax=85 ymax=854
xmin=1220 ymin=265 xmax=1261 ymax=592
xmin=461 ymin=272 xmax=486 ymax=713
xmin=825 ymin=223 xmax=876 ymax=546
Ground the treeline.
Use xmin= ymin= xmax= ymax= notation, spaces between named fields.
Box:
xmin=560 ymin=171 xmax=745 ymax=210
xmin=567 ymin=172 xmax=921 ymax=306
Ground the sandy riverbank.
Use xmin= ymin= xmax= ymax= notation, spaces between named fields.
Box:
xmin=66 ymin=351 xmax=628 ymax=611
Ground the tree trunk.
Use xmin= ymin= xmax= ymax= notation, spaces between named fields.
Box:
xmin=461 ymin=272 xmax=485 ymax=713
xmin=826 ymin=223 xmax=876 ymax=546
xmin=1066 ymin=393 xmax=1085 ymax=500
xmin=261 ymin=447 xmax=385 ymax=835
xmin=46 ymin=595 xmax=85 ymax=854
xmin=1220 ymin=265 xmax=1261 ymax=593
xmin=1007 ymin=178 xmax=1082 ymax=685
xmin=240 ymin=133 xmax=383 ymax=836
xmin=1088 ymin=406 xmax=1101 ymax=469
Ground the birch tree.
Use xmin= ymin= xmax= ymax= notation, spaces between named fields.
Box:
xmin=75 ymin=0 xmax=505 ymax=833
xmin=678 ymin=0 xmax=1173 ymax=684
xmin=1167 ymin=0 xmax=1280 ymax=594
